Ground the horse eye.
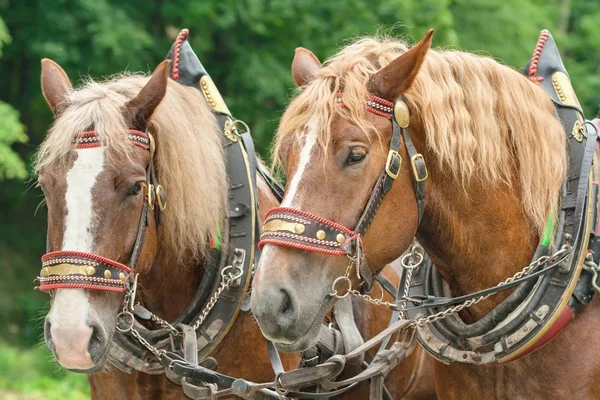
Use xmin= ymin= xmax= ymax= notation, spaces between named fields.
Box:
xmin=129 ymin=182 xmax=143 ymax=196
xmin=346 ymin=150 xmax=366 ymax=165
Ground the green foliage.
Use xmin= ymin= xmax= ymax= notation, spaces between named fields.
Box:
xmin=0 ymin=342 xmax=89 ymax=399
xmin=0 ymin=101 xmax=28 ymax=180
xmin=0 ymin=16 xmax=28 ymax=181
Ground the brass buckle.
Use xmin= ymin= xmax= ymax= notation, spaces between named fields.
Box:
xmin=148 ymin=133 xmax=156 ymax=157
xmin=155 ymin=184 xmax=167 ymax=211
xmin=385 ymin=150 xmax=401 ymax=179
xmin=147 ymin=183 xmax=155 ymax=211
xmin=410 ymin=154 xmax=428 ymax=183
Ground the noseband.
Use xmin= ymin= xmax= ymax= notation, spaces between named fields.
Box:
xmin=259 ymin=94 xmax=428 ymax=289
xmin=38 ymin=129 xmax=166 ymax=292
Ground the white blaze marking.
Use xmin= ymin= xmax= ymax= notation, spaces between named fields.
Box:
xmin=281 ymin=117 xmax=318 ymax=207
xmin=49 ymin=147 xmax=105 ymax=359
xmin=62 ymin=147 xmax=105 ymax=251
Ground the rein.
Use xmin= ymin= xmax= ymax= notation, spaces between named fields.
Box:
xmin=259 ymin=93 xmax=427 ymax=290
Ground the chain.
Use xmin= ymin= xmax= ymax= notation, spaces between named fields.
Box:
xmin=407 ymin=245 xmax=571 ymax=328
xmin=116 ymin=274 xmax=164 ymax=357
xmin=192 ymin=265 xmax=243 ymax=331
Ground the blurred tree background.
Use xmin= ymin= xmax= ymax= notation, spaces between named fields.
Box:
xmin=0 ymin=0 xmax=599 ymax=397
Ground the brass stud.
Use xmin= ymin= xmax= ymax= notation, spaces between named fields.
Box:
xmin=104 ymin=270 xmax=112 ymax=279
xmin=295 ymin=224 xmax=306 ymax=234
xmin=119 ymin=272 xmax=126 ymax=282
xmin=41 ymin=267 xmax=49 ymax=277
xmin=394 ymin=100 xmax=410 ymax=128
xmin=85 ymin=266 xmax=96 ymax=276
xmin=316 ymin=230 xmax=326 ymax=240
xmin=336 ymin=234 xmax=345 ymax=244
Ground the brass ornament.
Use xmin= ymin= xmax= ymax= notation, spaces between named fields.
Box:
xmin=148 ymin=133 xmax=156 ymax=158
xmin=104 ymin=270 xmax=112 ymax=279
xmin=86 ymin=266 xmax=96 ymax=276
xmin=316 ymin=230 xmax=327 ymax=240
xmin=336 ymin=234 xmax=345 ymax=244
xmin=551 ymin=72 xmax=578 ymax=107
xmin=572 ymin=120 xmax=585 ymax=142
xmin=41 ymin=267 xmax=49 ymax=277
xmin=295 ymin=224 xmax=306 ymax=234
xmin=43 ymin=263 xmax=95 ymax=277
xmin=264 ymin=219 xmax=306 ymax=235
xmin=394 ymin=100 xmax=410 ymax=128
xmin=199 ymin=75 xmax=231 ymax=116
xmin=119 ymin=272 xmax=126 ymax=282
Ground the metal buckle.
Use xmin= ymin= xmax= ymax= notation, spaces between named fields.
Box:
xmin=410 ymin=153 xmax=428 ymax=182
xmin=155 ymin=184 xmax=167 ymax=211
xmin=147 ymin=183 xmax=155 ymax=211
xmin=385 ymin=150 xmax=401 ymax=179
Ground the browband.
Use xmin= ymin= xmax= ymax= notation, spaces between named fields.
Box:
xmin=38 ymin=129 xmax=164 ymax=292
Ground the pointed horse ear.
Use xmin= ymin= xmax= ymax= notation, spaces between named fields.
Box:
xmin=125 ymin=60 xmax=170 ymax=131
xmin=41 ymin=59 xmax=73 ymax=117
xmin=292 ymin=47 xmax=322 ymax=87
xmin=368 ymin=29 xmax=434 ymax=101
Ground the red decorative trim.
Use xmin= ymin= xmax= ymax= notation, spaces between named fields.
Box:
xmin=258 ymin=238 xmax=347 ymax=256
xmin=42 ymin=250 xmax=131 ymax=273
xmin=336 ymin=92 xmax=394 ymax=119
xmin=510 ymin=305 xmax=574 ymax=361
xmin=172 ymin=28 xmax=190 ymax=81
xmin=72 ymin=130 xmax=149 ymax=151
xmin=528 ymin=29 xmax=550 ymax=84
xmin=39 ymin=283 xmax=127 ymax=292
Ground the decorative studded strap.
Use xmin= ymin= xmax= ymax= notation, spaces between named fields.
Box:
xmin=39 ymin=250 xmax=131 ymax=292
xmin=259 ymin=207 xmax=356 ymax=256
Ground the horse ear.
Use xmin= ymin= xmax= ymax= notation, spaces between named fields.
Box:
xmin=125 ymin=60 xmax=170 ymax=131
xmin=368 ymin=29 xmax=434 ymax=101
xmin=41 ymin=59 xmax=73 ymax=116
xmin=292 ymin=47 xmax=321 ymax=87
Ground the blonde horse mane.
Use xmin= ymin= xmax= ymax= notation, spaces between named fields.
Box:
xmin=274 ymin=36 xmax=567 ymax=234
xmin=34 ymin=74 xmax=227 ymax=261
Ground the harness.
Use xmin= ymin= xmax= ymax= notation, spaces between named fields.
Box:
xmin=260 ymin=28 xmax=600 ymax=367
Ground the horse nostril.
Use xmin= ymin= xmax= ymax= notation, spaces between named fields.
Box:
xmin=279 ymin=288 xmax=294 ymax=316
xmin=87 ymin=324 xmax=105 ymax=362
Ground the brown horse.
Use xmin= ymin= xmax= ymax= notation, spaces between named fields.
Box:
xmin=35 ymin=57 xmax=434 ymax=398
xmin=252 ymin=30 xmax=600 ymax=399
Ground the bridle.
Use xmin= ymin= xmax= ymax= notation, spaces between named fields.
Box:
xmin=38 ymin=129 xmax=166 ymax=292
xmin=259 ymin=93 xmax=428 ymax=290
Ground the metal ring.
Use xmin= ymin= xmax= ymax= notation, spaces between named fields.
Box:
xmin=274 ymin=372 xmax=290 ymax=395
xmin=401 ymin=251 xmax=423 ymax=270
xmin=116 ymin=311 xmax=135 ymax=333
xmin=232 ymin=119 xmax=250 ymax=136
xmin=221 ymin=265 xmax=244 ymax=281
xmin=330 ymin=276 xmax=352 ymax=299
xmin=373 ymin=280 xmax=385 ymax=302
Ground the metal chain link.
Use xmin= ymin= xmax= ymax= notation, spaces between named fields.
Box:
xmin=192 ymin=265 xmax=243 ymax=331
xmin=407 ymin=245 xmax=571 ymax=328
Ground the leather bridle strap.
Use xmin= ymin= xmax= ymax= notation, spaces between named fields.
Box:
xmin=259 ymin=94 xmax=428 ymax=269
xmin=38 ymin=129 xmax=165 ymax=292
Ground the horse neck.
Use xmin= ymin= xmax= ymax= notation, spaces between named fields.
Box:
xmin=415 ymin=147 xmax=539 ymax=321
xmin=138 ymin=245 xmax=204 ymax=322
